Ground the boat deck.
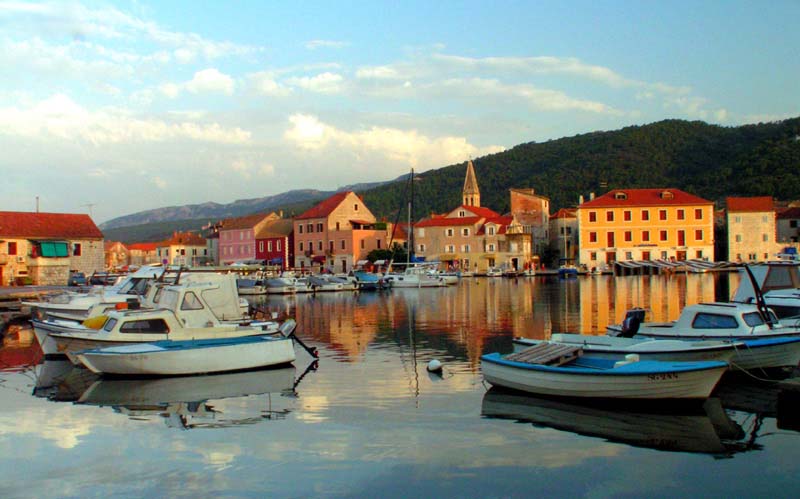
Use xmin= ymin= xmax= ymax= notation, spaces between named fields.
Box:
xmin=505 ymin=343 xmax=583 ymax=366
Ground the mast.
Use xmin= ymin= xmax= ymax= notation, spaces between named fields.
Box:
xmin=409 ymin=168 xmax=415 ymax=264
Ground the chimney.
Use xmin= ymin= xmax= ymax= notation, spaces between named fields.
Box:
xmin=579 ymin=195 xmax=584 ymax=204
xmin=590 ymin=192 xmax=595 ymax=200
xmin=279 ymin=210 xmax=284 ymax=218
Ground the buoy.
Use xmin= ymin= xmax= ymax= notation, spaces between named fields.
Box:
xmin=427 ymin=359 xmax=443 ymax=373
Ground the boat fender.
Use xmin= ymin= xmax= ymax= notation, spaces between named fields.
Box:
xmin=613 ymin=353 xmax=640 ymax=368
xmin=427 ymin=359 xmax=443 ymax=373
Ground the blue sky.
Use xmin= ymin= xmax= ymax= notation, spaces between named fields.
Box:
xmin=0 ymin=0 xmax=797 ymax=223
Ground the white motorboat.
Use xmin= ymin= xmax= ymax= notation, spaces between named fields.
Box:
xmin=731 ymin=262 xmax=800 ymax=319
xmin=33 ymin=279 xmax=288 ymax=358
xmin=607 ymin=302 xmax=800 ymax=370
xmin=480 ymin=345 xmax=728 ymax=400
xmin=75 ymin=321 xmax=297 ymax=376
xmin=383 ymin=263 xmax=447 ymax=288
xmin=23 ymin=265 xmax=166 ymax=321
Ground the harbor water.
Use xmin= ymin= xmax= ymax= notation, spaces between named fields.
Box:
xmin=2 ymin=272 xmax=800 ymax=498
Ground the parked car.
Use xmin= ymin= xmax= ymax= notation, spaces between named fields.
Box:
xmin=67 ymin=272 xmax=87 ymax=286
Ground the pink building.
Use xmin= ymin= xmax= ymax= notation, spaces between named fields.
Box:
xmin=218 ymin=212 xmax=280 ymax=265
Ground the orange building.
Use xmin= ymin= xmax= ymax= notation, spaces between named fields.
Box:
xmin=293 ymin=191 xmax=390 ymax=273
xmin=576 ymin=188 xmax=714 ymax=267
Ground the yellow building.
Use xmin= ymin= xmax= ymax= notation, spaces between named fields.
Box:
xmin=576 ymin=188 xmax=714 ymax=267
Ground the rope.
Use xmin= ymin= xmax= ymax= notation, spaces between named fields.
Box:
xmin=727 ymin=340 xmax=787 ymax=382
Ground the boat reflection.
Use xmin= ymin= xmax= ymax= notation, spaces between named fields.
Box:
xmin=481 ymin=387 xmax=755 ymax=457
xmin=73 ymin=361 xmax=318 ymax=429
xmin=33 ymin=358 xmax=99 ymax=401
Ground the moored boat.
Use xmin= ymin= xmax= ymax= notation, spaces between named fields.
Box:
xmin=480 ymin=344 xmax=728 ymax=400
xmin=75 ymin=320 xmax=297 ymax=376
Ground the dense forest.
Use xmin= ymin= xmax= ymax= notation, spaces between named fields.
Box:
xmin=104 ymin=118 xmax=800 ymax=244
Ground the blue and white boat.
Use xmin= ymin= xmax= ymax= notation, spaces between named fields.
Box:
xmin=480 ymin=345 xmax=728 ymax=400
xmin=75 ymin=320 xmax=297 ymax=376
xmin=352 ymin=270 xmax=383 ymax=290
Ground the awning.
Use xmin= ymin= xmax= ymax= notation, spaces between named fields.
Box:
xmin=356 ymin=260 xmax=369 ymax=265
xmin=37 ymin=241 xmax=69 ymax=257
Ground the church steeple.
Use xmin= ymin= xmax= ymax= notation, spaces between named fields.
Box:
xmin=462 ymin=160 xmax=481 ymax=207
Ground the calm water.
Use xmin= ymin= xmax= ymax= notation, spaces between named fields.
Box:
xmin=2 ymin=273 xmax=800 ymax=498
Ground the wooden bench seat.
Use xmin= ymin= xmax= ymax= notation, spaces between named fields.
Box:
xmin=506 ymin=342 xmax=583 ymax=366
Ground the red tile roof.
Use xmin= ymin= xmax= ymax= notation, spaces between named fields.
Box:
xmin=778 ymin=207 xmax=800 ymax=219
xmin=415 ymin=216 xmax=483 ymax=228
xmin=726 ymin=196 xmax=774 ymax=213
xmin=0 ymin=212 xmax=102 ymax=239
xmin=160 ymin=231 xmax=206 ymax=246
xmin=221 ymin=212 xmax=276 ymax=230
xmin=551 ymin=208 xmax=577 ymax=220
xmin=579 ymin=189 xmax=712 ymax=208
xmin=451 ymin=205 xmax=500 ymax=219
xmin=296 ymin=191 xmax=351 ymax=220
xmin=479 ymin=216 xmax=514 ymax=235
xmin=128 ymin=242 xmax=158 ymax=251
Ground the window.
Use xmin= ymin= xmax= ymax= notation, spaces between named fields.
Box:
xmin=642 ymin=230 xmax=650 ymax=242
xmin=695 ymin=208 xmax=703 ymax=219
xmin=354 ymin=204 xmax=359 ymax=211
xmin=103 ymin=318 xmax=117 ymax=332
xmin=677 ymin=209 xmax=685 ymax=220
xmin=624 ymin=210 xmax=631 ymax=221
xmin=318 ymin=241 xmax=323 ymax=251
xmin=735 ymin=234 xmax=742 ymax=243
xmin=743 ymin=312 xmax=768 ymax=327
xmin=691 ymin=313 xmax=738 ymax=329
xmin=336 ymin=222 xmax=340 ymax=231
xmin=462 ymin=244 xmax=471 ymax=252
xmin=181 ymin=292 xmax=204 ymax=310
xmin=317 ymin=223 xmax=324 ymax=232
xmin=642 ymin=251 xmax=651 ymax=260
xmin=418 ymin=244 xmax=426 ymax=252
xmin=7 ymin=242 xmax=16 ymax=255
xmin=661 ymin=251 xmax=668 ymax=259
xmin=642 ymin=210 xmax=650 ymax=221
xmin=329 ymin=240 xmax=334 ymax=252
xmin=462 ymin=228 xmax=470 ymax=236
xmin=695 ymin=229 xmax=703 ymax=241
xmin=73 ymin=243 xmax=82 ymax=256
xmin=589 ymin=211 xmax=597 ymax=222
xmin=589 ymin=232 xmax=597 ymax=243
xmin=606 ymin=211 xmax=614 ymax=222
xmin=488 ymin=226 xmax=496 ymax=236
xmin=791 ymin=220 xmax=798 ymax=228
xmin=277 ymin=241 xmax=281 ymax=251
xmin=307 ymin=223 xmax=313 ymax=233
xmin=696 ymin=250 xmax=703 ymax=258
xmin=180 ymin=249 xmax=186 ymax=255
xmin=589 ymin=252 xmax=597 ymax=260
xmin=762 ymin=215 xmax=769 ymax=223
xmin=340 ymin=240 xmax=346 ymax=250
xmin=192 ymin=249 xmax=197 ymax=255
xmin=446 ymin=245 xmax=455 ymax=253
xmin=240 ymin=231 xmax=244 ymax=240
xmin=607 ymin=232 xmax=615 ymax=247
xmin=763 ymin=234 xmax=769 ymax=242
xmin=488 ymin=243 xmax=496 ymax=252
xmin=377 ymin=239 xmax=381 ymax=249
xmin=659 ymin=210 xmax=667 ymax=221
xmin=298 ymin=225 xmax=304 ymax=234
xmin=120 ymin=319 xmax=170 ymax=334
xmin=734 ymin=216 xmax=742 ymax=223
xmin=268 ymin=241 xmax=273 ymax=252
xmin=660 ymin=230 xmax=668 ymax=241
xmin=34 ymin=241 xmax=69 ymax=258
xmin=299 ymin=242 xmax=304 ymax=251
xmin=360 ymin=240 xmax=365 ymax=249
xmin=259 ymin=242 xmax=264 ymax=252
xmin=624 ymin=231 xmax=632 ymax=242
xmin=445 ymin=228 xmax=454 ymax=237
xmin=459 ymin=210 xmax=466 ymax=217
xmin=625 ymin=251 xmax=633 ymax=260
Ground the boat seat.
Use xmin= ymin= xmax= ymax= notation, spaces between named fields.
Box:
xmin=505 ymin=342 xmax=583 ymax=366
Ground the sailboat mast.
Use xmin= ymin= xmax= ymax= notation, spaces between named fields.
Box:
xmin=409 ymin=168 xmax=415 ymax=264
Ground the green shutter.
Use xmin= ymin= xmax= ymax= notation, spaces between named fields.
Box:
xmin=39 ymin=242 xmax=56 ymax=257
xmin=55 ymin=242 xmax=69 ymax=257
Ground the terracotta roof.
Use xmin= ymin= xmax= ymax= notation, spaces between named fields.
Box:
xmin=415 ymin=216 xmax=483 ymax=228
xmin=579 ymin=189 xmax=712 ymax=208
xmin=450 ymin=205 xmax=500 ymax=219
xmin=778 ymin=207 xmax=800 ymax=219
xmin=220 ymin=212 xmax=276 ymax=230
xmin=0 ymin=211 xmax=102 ymax=239
xmin=479 ymin=216 xmax=514 ymax=235
xmin=551 ymin=208 xmax=577 ymax=220
xmin=296 ymin=191 xmax=351 ymax=220
xmin=255 ymin=219 xmax=294 ymax=239
xmin=128 ymin=242 xmax=158 ymax=251
xmin=726 ymin=196 xmax=774 ymax=213
xmin=160 ymin=231 xmax=206 ymax=246
xmin=390 ymin=222 xmax=409 ymax=240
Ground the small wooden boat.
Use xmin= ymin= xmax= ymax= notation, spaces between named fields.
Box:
xmin=480 ymin=343 xmax=728 ymax=400
xmin=76 ymin=320 xmax=298 ymax=376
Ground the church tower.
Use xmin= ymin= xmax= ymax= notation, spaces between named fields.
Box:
xmin=462 ymin=160 xmax=481 ymax=207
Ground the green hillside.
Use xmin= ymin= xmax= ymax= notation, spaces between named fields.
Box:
xmin=104 ymin=118 xmax=800 ymax=242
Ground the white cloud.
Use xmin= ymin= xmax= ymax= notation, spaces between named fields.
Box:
xmin=356 ymin=65 xmax=401 ymax=80
xmin=0 ymin=93 xmax=252 ymax=144
xmin=283 ymin=113 xmax=504 ymax=169
xmin=186 ymin=68 xmax=235 ymax=95
xmin=159 ymin=83 xmax=181 ymax=99
xmin=247 ymin=71 xmax=293 ymax=97
xmin=286 ymin=72 xmax=344 ymax=94
xmin=305 ymin=39 xmax=349 ymax=50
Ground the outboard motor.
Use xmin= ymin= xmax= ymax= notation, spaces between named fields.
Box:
xmin=618 ymin=308 xmax=645 ymax=338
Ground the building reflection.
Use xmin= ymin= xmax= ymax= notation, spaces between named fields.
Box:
xmin=248 ymin=272 xmax=739 ymax=365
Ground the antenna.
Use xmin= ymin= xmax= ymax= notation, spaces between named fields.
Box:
xmin=82 ymin=203 xmax=96 ymax=217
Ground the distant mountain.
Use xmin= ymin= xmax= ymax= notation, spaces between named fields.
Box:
xmin=99 ymin=180 xmax=390 ymax=231
xmin=101 ymin=118 xmax=800 ymax=243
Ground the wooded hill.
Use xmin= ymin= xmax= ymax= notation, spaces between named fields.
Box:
xmin=103 ymin=117 xmax=800 ymax=244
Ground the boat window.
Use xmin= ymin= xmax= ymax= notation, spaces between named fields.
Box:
xmin=103 ymin=318 xmax=118 ymax=332
xmin=120 ymin=319 xmax=170 ymax=334
xmin=742 ymin=312 xmax=766 ymax=327
xmin=691 ymin=313 xmax=738 ymax=329
xmin=159 ymin=290 xmax=180 ymax=310
xmin=181 ymin=292 xmax=204 ymax=310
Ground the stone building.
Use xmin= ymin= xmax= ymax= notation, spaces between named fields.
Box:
xmin=0 ymin=211 xmax=104 ymax=285
xmin=104 ymin=241 xmax=129 ymax=270
xmin=156 ymin=231 xmax=208 ymax=266
xmin=727 ymin=196 xmax=779 ymax=262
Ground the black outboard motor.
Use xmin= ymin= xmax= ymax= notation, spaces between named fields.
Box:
xmin=618 ymin=308 xmax=645 ymax=338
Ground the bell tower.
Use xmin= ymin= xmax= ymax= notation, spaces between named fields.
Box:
xmin=462 ymin=160 xmax=481 ymax=207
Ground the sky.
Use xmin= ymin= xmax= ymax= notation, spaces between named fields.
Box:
xmin=0 ymin=0 xmax=798 ymax=224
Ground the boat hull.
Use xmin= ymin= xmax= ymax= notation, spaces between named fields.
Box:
xmin=480 ymin=353 xmax=727 ymax=400
xmin=76 ymin=335 xmax=296 ymax=376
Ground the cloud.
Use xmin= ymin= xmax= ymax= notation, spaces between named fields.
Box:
xmin=286 ymin=72 xmax=344 ymax=94
xmin=283 ymin=113 xmax=504 ymax=169
xmin=186 ymin=68 xmax=235 ymax=95
xmin=305 ymin=39 xmax=349 ymax=50
xmin=247 ymin=71 xmax=293 ymax=97
xmin=0 ymin=93 xmax=252 ymax=144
